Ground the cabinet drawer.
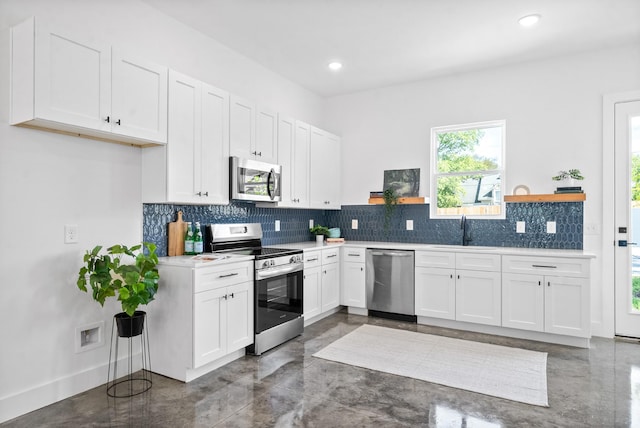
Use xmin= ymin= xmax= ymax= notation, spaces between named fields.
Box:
xmin=304 ymin=250 xmax=322 ymax=268
xmin=342 ymin=247 xmax=365 ymax=263
xmin=415 ymin=251 xmax=455 ymax=269
xmin=502 ymin=255 xmax=589 ymax=278
xmin=456 ymin=253 xmax=501 ymax=272
xmin=194 ymin=261 xmax=253 ymax=293
xmin=322 ymin=247 xmax=340 ymax=265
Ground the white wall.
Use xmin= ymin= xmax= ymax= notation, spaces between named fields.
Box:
xmin=325 ymin=44 xmax=640 ymax=339
xmin=0 ymin=0 xmax=324 ymax=422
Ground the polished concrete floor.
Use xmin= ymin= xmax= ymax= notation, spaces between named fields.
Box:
xmin=3 ymin=310 xmax=640 ymax=427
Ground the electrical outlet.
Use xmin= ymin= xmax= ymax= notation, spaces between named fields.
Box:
xmin=64 ymin=224 xmax=78 ymax=244
xmin=585 ymin=223 xmax=600 ymax=235
xmin=516 ymin=221 xmax=526 ymax=234
xmin=406 ymin=220 xmax=414 ymax=231
xmin=275 ymin=220 xmax=281 ymax=232
xmin=352 ymin=219 xmax=358 ymax=229
xmin=309 ymin=219 xmax=314 ymax=229
xmin=547 ymin=221 xmax=556 ymax=234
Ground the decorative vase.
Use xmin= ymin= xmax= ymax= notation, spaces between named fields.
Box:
xmin=114 ymin=311 xmax=146 ymax=338
xmin=316 ymin=235 xmax=324 ymax=244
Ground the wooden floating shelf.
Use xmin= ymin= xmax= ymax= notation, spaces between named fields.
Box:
xmin=504 ymin=193 xmax=586 ymax=203
xmin=368 ymin=196 xmax=426 ymax=205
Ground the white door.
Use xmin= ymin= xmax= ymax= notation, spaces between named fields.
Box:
xmin=111 ymin=50 xmax=168 ymax=143
xmin=455 ymin=270 xmax=501 ymax=326
xmin=255 ymin=107 xmax=278 ymax=163
xmin=303 ymin=267 xmax=321 ymax=319
xmin=167 ymin=71 xmax=199 ymax=203
xmin=193 ymin=288 xmax=226 ymax=368
xmin=321 ymin=263 xmax=340 ymax=312
xmin=415 ymin=267 xmax=456 ymax=319
xmin=277 ymin=115 xmax=295 ymax=206
xmin=225 ymin=282 xmax=253 ymax=352
xmin=615 ymin=100 xmax=640 ymax=337
xmin=229 ymin=95 xmax=255 ymax=159
xmin=34 ymin=22 xmax=111 ymax=131
xmin=293 ymin=121 xmax=310 ymax=207
xmin=200 ymin=83 xmax=230 ymax=204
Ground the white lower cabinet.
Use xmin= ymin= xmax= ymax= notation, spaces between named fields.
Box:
xmin=502 ymin=255 xmax=590 ymax=338
xmin=148 ymin=260 xmax=253 ymax=382
xmin=340 ymin=247 xmax=366 ymax=308
xmin=303 ymin=247 xmax=340 ymax=323
xmin=415 ymin=251 xmax=501 ymax=326
xmin=415 ymin=267 xmax=455 ymax=320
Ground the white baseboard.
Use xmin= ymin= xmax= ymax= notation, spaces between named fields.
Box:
xmin=0 ymin=354 xmax=142 ymax=424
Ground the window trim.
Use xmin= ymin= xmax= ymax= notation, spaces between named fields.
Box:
xmin=430 ymin=119 xmax=506 ymax=219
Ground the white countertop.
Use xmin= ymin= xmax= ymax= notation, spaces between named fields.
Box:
xmin=158 ymin=253 xmax=255 ymax=268
xmin=272 ymin=240 xmax=595 ymax=258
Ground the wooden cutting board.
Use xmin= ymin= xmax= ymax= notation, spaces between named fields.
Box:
xmin=167 ymin=211 xmax=187 ymax=256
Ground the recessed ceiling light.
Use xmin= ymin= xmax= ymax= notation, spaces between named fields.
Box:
xmin=328 ymin=61 xmax=343 ymax=71
xmin=518 ymin=14 xmax=541 ymax=27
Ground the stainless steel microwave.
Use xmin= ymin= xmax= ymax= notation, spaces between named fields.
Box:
xmin=230 ymin=156 xmax=282 ymax=202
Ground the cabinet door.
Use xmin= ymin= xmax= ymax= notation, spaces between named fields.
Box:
xmin=309 ymin=126 xmax=332 ymax=208
xmin=225 ymin=282 xmax=254 ymax=352
xmin=111 ymin=49 xmax=168 ymax=143
xmin=32 ymin=19 xmax=111 ymax=131
xmin=255 ymin=107 xmax=278 ymax=163
xmin=321 ymin=262 xmax=340 ymax=312
xmin=341 ymin=262 xmax=366 ymax=308
xmin=544 ymin=275 xmax=590 ymax=337
xmin=324 ymin=132 xmax=341 ymax=208
xmin=303 ymin=266 xmax=322 ymax=320
xmin=200 ymin=83 xmax=230 ymax=204
xmin=166 ymin=71 xmax=200 ymax=203
xmin=277 ymin=115 xmax=295 ymax=206
xmin=229 ymin=95 xmax=255 ymax=159
xmin=193 ymin=287 xmax=227 ymax=368
xmin=455 ymin=270 xmax=502 ymax=326
xmin=502 ymin=273 xmax=544 ymax=332
xmin=292 ymin=121 xmax=310 ymax=207
xmin=415 ymin=267 xmax=456 ymax=320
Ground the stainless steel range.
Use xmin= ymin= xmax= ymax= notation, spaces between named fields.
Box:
xmin=207 ymin=223 xmax=303 ymax=355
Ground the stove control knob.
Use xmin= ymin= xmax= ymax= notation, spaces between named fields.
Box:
xmin=290 ymin=255 xmax=300 ymax=263
xmin=262 ymin=260 xmax=271 ymax=268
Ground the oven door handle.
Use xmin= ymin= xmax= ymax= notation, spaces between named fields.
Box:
xmin=256 ymin=263 xmax=303 ymax=280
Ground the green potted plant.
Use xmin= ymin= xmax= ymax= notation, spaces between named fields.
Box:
xmin=552 ymin=169 xmax=584 ymax=185
xmin=310 ymin=224 xmax=330 ymax=244
xmin=383 ymin=188 xmax=399 ymax=233
xmin=77 ymin=242 xmax=159 ymax=338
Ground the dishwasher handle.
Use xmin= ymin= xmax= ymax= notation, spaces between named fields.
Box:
xmin=369 ymin=250 xmax=413 ymax=257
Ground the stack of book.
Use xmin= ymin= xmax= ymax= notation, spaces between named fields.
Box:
xmin=555 ymin=186 xmax=583 ymax=194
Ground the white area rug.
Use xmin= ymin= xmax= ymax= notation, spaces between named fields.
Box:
xmin=313 ymin=324 xmax=548 ymax=407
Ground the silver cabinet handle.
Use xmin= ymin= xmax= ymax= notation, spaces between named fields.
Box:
xmin=307 ymin=257 xmax=319 ymax=262
xmin=532 ymin=264 xmax=557 ymax=269
xmin=326 ymin=254 xmax=337 ymax=258
xmin=218 ymin=272 xmax=239 ymax=278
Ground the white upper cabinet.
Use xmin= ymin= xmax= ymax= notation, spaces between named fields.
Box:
xmin=229 ymin=95 xmax=255 ymax=159
xmin=110 ymin=50 xmax=168 ymax=143
xmin=230 ymin=95 xmax=277 ymax=163
xmin=10 ymin=17 xmax=168 ymax=146
xmin=309 ymin=126 xmax=341 ymax=209
xmin=292 ymin=121 xmax=311 ymax=207
xmin=142 ymin=71 xmax=229 ymax=204
xmin=255 ymin=107 xmax=278 ymax=163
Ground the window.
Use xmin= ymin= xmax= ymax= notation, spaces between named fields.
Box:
xmin=430 ymin=120 xmax=505 ymax=218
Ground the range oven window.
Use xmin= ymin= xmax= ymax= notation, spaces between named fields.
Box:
xmin=255 ymin=269 xmax=302 ymax=333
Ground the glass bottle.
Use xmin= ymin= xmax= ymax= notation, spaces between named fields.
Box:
xmin=193 ymin=222 xmax=203 ymax=254
xmin=184 ymin=222 xmax=194 ymax=255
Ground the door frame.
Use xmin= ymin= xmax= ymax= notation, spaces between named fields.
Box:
xmin=603 ymin=90 xmax=640 ymax=338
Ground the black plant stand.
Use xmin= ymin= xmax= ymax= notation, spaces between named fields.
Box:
xmin=106 ymin=313 xmax=152 ymax=397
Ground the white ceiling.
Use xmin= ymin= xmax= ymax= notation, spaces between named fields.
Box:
xmin=142 ymin=0 xmax=640 ymax=97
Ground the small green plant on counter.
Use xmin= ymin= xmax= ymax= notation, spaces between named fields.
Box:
xmin=309 ymin=225 xmax=330 ymax=237
xmin=552 ymin=169 xmax=584 ymax=181
xmin=383 ymin=188 xmax=399 ymax=232
xmin=77 ymin=243 xmax=159 ymax=317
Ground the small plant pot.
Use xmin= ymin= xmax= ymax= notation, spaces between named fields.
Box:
xmin=114 ymin=311 xmax=146 ymax=338
xmin=316 ymin=235 xmax=324 ymax=244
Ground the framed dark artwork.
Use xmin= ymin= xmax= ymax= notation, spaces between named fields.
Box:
xmin=383 ymin=168 xmax=420 ymax=197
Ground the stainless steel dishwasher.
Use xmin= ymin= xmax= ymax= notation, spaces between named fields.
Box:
xmin=365 ymin=249 xmax=415 ymax=318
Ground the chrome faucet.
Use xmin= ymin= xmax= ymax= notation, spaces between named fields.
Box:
xmin=461 ymin=215 xmax=472 ymax=246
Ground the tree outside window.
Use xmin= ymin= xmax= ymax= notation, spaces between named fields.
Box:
xmin=431 ymin=120 xmax=505 ymax=218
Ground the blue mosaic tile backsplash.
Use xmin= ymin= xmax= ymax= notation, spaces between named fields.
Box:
xmin=143 ymin=201 xmax=583 ymax=256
